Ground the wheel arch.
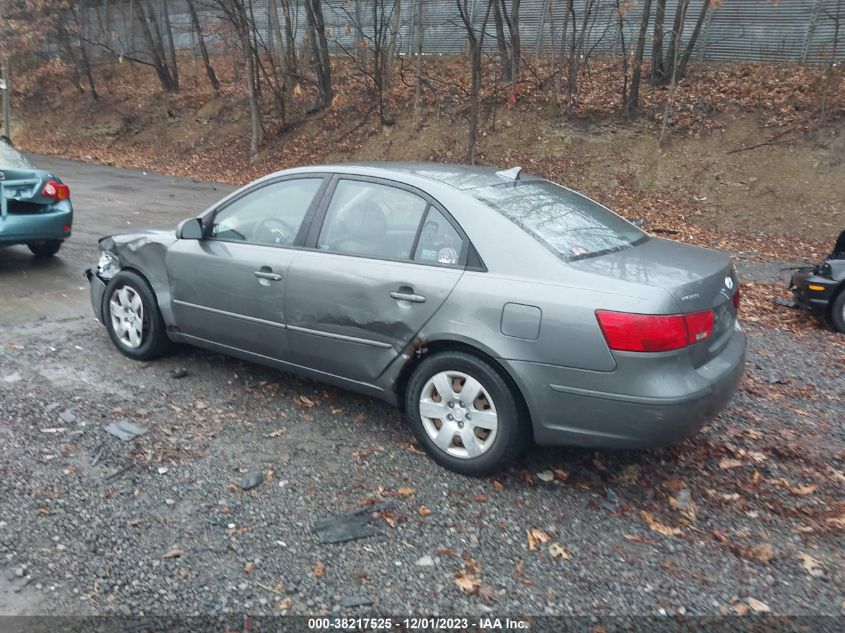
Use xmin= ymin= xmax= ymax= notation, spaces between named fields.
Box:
xmin=392 ymin=335 xmax=535 ymax=441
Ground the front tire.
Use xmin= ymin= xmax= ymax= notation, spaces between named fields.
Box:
xmin=831 ymin=290 xmax=845 ymax=334
xmin=28 ymin=240 xmax=62 ymax=257
xmin=404 ymin=351 xmax=528 ymax=476
xmin=102 ymin=270 xmax=171 ymax=360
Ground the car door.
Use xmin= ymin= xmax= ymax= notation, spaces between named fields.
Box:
xmin=284 ymin=176 xmax=468 ymax=384
xmin=166 ymin=175 xmax=328 ymax=358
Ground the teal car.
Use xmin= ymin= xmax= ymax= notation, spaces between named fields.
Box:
xmin=0 ymin=138 xmax=72 ymax=257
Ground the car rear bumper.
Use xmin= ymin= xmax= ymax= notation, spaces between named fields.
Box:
xmin=509 ymin=323 xmax=747 ymax=448
xmin=0 ymin=206 xmax=73 ymax=245
xmin=789 ymin=269 xmax=836 ymax=311
xmin=86 ymin=267 xmax=107 ymax=324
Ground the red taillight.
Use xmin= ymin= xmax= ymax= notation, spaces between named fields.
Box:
xmin=732 ymin=287 xmax=740 ymax=311
xmin=42 ymin=180 xmax=70 ymax=201
xmin=596 ymin=309 xmax=715 ymax=353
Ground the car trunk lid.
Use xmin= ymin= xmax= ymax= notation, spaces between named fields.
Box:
xmin=0 ymin=168 xmax=50 ymax=219
xmin=572 ymin=237 xmax=738 ymax=365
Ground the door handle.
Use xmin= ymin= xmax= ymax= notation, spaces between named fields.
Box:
xmin=254 ymin=271 xmax=283 ymax=281
xmin=390 ymin=290 xmax=426 ymax=303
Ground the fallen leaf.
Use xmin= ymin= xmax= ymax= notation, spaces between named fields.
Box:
xmin=313 ymin=560 xmax=325 ymax=577
xmin=264 ymin=427 xmax=287 ymax=438
xmin=663 ymin=478 xmax=687 ymax=491
xmin=330 ymin=407 xmax=343 ymax=415
xmin=548 ymin=542 xmax=571 ymax=560
xmin=747 ymin=543 xmax=774 ymax=564
xmin=418 ymin=506 xmax=432 ymax=517
xmin=162 ymin=548 xmax=184 ymax=559
xmin=244 ymin=562 xmax=255 ymax=574
xmin=492 ymin=480 xmax=504 ymax=490
xmin=790 ymin=483 xmax=818 ymax=495
xmin=797 ymin=552 xmax=823 ymax=577
xmin=536 ymin=470 xmax=554 ymax=482
xmin=746 ymin=597 xmax=770 ymax=613
xmin=623 ymin=534 xmax=656 ymax=544
xmin=453 ymin=572 xmax=481 ymax=593
xmin=527 ymin=528 xmax=552 ymax=550
xmin=397 ymin=486 xmax=416 ymax=497
xmin=825 ymin=515 xmax=845 ymax=529
xmin=719 ymin=458 xmax=743 ymax=470
xmin=640 ymin=510 xmax=682 ymax=536
xmin=732 ymin=602 xmax=750 ymax=616
xmin=552 ymin=468 xmax=569 ymax=481
xmin=298 ymin=395 xmax=315 ymax=407
xmin=474 ymin=494 xmax=488 ymax=502
xmin=476 ymin=581 xmax=498 ymax=603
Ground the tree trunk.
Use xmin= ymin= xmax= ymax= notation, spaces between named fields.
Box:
xmin=627 ymin=0 xmax=653 ymax=116
xmin=306 ymin=0 xmax=333 ymax=108
xmin=457 ymin=0 xmax=493 ymax=164
xmin=414 ymin=0 xmax=424 ymax=110
xmin=492 ymin=1 xmax=511 ymax=81
xmin=280 ymin=0 xmax=298 ymax=79
xmin=186 ymin=0 xmax=220 ymax=91
xmin=383 ymin=0 xmax=401 ymax=91
xmin=234 ymin=0 xmax=263 ymax=156
xmin=161 ymin=0 xmax=179 ymax=87
xmin=676 ymin=0 xmax=709 ymax=80
xmin=508 ymin=0 xmax=521 ymax=104
xmin=651 ymin=0 xmax=666 ymax=84
xmin=662 ymin=0 xmax=689 ymax=85
xmin=134 ymin=0 xmax=177 ymax=91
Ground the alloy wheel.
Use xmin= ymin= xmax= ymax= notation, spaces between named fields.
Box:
xmin=108 ymin=285 xmax=145 ymax=349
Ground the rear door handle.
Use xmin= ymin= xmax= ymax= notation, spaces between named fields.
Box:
xmin=254 ymin=271 xmax=283 ymax=281
xmin=390 ymin=290 xmax=426 ymax=303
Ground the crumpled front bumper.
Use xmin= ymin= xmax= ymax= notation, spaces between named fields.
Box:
xmin=789 ymin=269 xmax=837 ymax=311
xmin=85 ymin=268 xmax=107 ymax=324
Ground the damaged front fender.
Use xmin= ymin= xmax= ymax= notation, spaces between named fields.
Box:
xmin=93 ymin=230 xmax=179 ymax=327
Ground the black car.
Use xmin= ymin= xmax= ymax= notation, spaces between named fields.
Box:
xmin=790 ymin=230 xmax=845 ymax=333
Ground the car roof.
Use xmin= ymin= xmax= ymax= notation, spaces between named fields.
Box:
xmin=285 ymin=162 xmax=542 ymax=191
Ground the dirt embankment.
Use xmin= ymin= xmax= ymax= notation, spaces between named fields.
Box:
xmin=11 ymin=58 xmax=845 ymax=261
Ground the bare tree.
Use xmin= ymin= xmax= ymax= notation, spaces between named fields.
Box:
xmin=305 ymin=0 xmax=332 ymax=108
xmin=627 ymin=0 xmax=653 ymax=115
xmin=214 ymin=0 xmax=263 ymax=155
xmin=186 ymin=0 xmax=220 ymax=91
xmin=133 ymin=0 xmax=179 ymax=91
xmin=676 ymin=0 xmax=711 ymax=79
xmin=456 ymin=0 xmax=494 ymax=164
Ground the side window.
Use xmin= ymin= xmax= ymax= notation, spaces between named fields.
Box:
xmin=211 ymin=178 xmax=323 ymax=246
xmin=413 ymin=206 xmax=465 ymax=266
xmin=317 ymin=180 xmax=428 ymax=260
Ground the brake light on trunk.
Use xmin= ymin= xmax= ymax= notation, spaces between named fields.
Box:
xmin=596 ymin=309 xmax=715 ymax=352
xmin=42 ymin=180 xmax=70 ymax=201
xmin=732 ymin=287 xmax=740 ymax=311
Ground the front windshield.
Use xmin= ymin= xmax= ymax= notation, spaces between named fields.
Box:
xmin=0 ymin=141 xmax=34 ymax=169
xmin=470 ymin=180 xmax=647 ymax=261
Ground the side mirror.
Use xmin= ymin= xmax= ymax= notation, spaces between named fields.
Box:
xmin=177 ymin=218 xmax=204 ymax=240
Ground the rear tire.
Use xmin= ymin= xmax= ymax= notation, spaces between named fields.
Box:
xmin=28 ymin=240 xmax=62 ymax=257
xmin=102 ymin=270 xmax=172 ymax=360
xmin=831 ymin=289 xmax=845 ymax=334
xmin=404 ymin=351 xmax=528 ymax=476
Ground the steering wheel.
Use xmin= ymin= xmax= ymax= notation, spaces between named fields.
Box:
xmin=253 ymin=218 xmax=295 ymax=246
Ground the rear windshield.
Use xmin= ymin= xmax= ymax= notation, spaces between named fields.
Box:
xmin=470 ymin=181 xmax=647 ymax=261
xmin=0 ymin=141 xmax=33 ymax=169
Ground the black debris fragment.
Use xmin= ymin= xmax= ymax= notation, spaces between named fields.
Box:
xmin=312 ymin=502 xmax=394 ymax=544
xmin=237 ymin=471 xmax=265 ymax=491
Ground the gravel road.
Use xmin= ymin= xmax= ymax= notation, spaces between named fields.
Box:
xmin=0 ymin=158 xmax=842 ymax=618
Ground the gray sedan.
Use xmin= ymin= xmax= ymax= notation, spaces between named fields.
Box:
xmin=86 ymin=163 xmax=746 ymax=475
